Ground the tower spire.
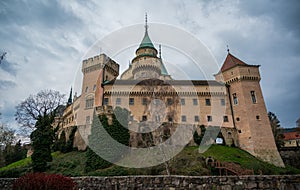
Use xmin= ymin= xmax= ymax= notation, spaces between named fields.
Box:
xmin=145 ymin=13 xmax=148 ymax=33
xmin=67 ymin=87 xmax=72 ymax=105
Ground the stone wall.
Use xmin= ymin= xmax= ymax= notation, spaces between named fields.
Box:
xmin=280 ymin=150 xmax=300 ymax=169
xmin=1 ymin=175 xmax=300 ymax=190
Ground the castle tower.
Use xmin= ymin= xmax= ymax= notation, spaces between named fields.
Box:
xmin=131 ymin=14 xmax=161 ymax=80
xmin=215 ymin=52 xmax=284 ymax=167
xmin=77 ymin=53 xmax=119 ymax=127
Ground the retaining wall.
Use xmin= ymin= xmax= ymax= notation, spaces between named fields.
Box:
xmin=1 ymin=175 xmax=300 ymax=190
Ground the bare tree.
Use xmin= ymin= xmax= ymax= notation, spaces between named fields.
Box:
xmin=0 ymin=113 xmax=15 ymax=146
xmin=15 ymin=89 xmax=65 ymax=130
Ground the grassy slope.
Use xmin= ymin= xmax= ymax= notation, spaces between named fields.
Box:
xmin=202 ymin=145 xmax=300 ymax=175
xmin=1 ymin=145 xmax=299 ymax=177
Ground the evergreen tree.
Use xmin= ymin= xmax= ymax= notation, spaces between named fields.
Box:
xmin=13 ymin=140 xmax=26 ymax=162
xmin=64 ymin=126 xmax=77 ymax=153
xmin=30 ymin=115 xmax=54 ymax=172
xmin=53 ymin=130 xmax=66 ymax=152
xmin=268 ymin=112 xmax=284 ymax=148
xmin=85 ymin=114 xmax=111 ymax=172
xmin=85 ymin=108 xmax=130 ymax=172
xmin=193 ymin=125 xmax=206 ymax=145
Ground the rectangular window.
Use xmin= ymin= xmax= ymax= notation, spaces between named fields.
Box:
xmin=207 ymin=115 xmax=212 ymax=122
xmin=167 ymin=98 xmax=173 ymax=106
xmin=251 ymin=91 xmax=257 ymax=104
xmin=104 ymin=98 xmax=109 ymax=105
xmin=142 ymin=98 xmax=147 ymax=105
xmin=129 ymin=98 xmax=134 ymax=105
xmin=116 ymin=98 xmax=121 ymax=105
xmin=181 ymin=115 xmax=186 ymax=122
xmin=205 ymin=98 xmax=211 ymax=106
xmin=233 ymin=93 xmax=238 ymax=105
xmin=223 ymin=116 xmax=229 ymax=122
xmin=193 ymin=98 xmax=198 ymax=105
xmin=194 ymin=116 xmax=199 ymax=122
xmin=221 ymin=99 xmax=225 ymax=106
xmin=142 ymin=115 xmax=147 ymax=121
xmin=180 ymin=98 xmax=185 ymax=105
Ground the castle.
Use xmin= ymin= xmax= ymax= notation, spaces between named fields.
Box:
xmin=57 ymin=17 xmax=284 ymax=167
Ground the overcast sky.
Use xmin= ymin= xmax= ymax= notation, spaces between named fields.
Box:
xmin=0 ymin=0 xmax=299 ymax=132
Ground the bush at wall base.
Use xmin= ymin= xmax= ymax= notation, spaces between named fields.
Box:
xmin=13 ymin=173 xmax=77 ymax=190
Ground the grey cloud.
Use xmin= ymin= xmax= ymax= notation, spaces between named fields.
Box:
xmin=238 ymin=0 xmax=300 ymax=36
xmin=0 ymin=59 xmax=19 ymax=76
xmin=0 ymin=0 xmax=82 ymax=29
xmin=0 ymin=80 xmax=17 ymax=90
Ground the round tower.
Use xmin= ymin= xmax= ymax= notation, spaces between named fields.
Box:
xmin=132 ymin=14 xmax=161 ymax=80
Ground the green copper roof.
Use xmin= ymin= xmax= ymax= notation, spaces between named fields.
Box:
xmin=139 ymin=31 xmax=155 ymax=49
xmin=160 ymin=59 xmax=169 ymax=75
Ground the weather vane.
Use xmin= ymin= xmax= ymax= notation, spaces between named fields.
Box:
xmin=145 ymin=13 xmax=148 ymax=32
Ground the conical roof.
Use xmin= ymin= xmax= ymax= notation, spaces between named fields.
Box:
xmin=139 ymin=31 xmax=155 ymax=49
xmin=160 ymin=59 xmax=169 ymax=75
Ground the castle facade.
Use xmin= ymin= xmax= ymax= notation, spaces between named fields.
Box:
xmin=58 ymin=19 xmax=284 ymax=167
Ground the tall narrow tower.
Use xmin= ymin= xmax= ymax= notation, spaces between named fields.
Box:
xmin=215 ymin=52 xmax=284 ymax=167
xmin=131 ymin=14 xmax=161 ymax=79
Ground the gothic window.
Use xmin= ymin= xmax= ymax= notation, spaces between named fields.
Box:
xmin=251 ymin=91 xmax=257 ymax=104
xmin=180 ymin=98 xmax=185 ymax=105
xmin=85 ymin=97 xmax=94 ymax=109
xmin=116 ymin=98 xmax=121 ymax=105
xmin=194 ymin=116 xmax=199 ymax=122
xmin=207 ymin=115 xmax=212 ymax=122
xmin=85 ymin=86 xmax=88 ymax=93
xmin=129 ymin=98 xmax=134 ymax=105
xmin=205 ymin=98 xmax=211 ymax=106
xmin=221 ymin=99 xmax=225 ymax=106
xmin=93 ymin=84 xmax=96 ymax=91
xmin=167 ymin=98 xmax=173 ymax=106
xmin=223 ymin=116 xmax=229 ymax=122
xmin=193 ymin=98 xmax=198 ymax=105
xmin=233 ymin=93 xmax=238 ymax=105
xmin=181 ymin=115 xmax=186 ymax=122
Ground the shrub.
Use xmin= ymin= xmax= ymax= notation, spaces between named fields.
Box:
xmin=13 ymin=173 xmax=77 ymax=190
